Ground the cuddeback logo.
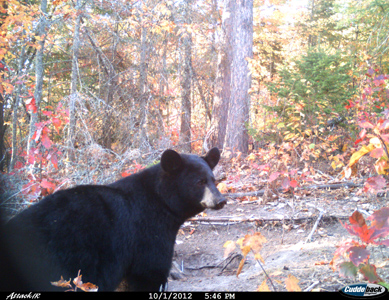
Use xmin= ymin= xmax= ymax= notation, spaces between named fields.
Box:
xmin=340 ymin=283 xmax=388 ymax=298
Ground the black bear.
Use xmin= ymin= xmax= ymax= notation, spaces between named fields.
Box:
xmin=1 ymin=147 xmax=226 ymax=291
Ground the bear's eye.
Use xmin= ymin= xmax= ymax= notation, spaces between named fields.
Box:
xmin=197 ymin=179 xmax=207 ymax=186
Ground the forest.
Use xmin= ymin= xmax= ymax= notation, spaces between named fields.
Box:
xmin=1 ymin=0 xmax=389 ymax=292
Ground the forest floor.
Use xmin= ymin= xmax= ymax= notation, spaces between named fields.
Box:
xmin=167 ymin=169 xmax=389 ymax=292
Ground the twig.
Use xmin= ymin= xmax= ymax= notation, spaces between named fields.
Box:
xmin=304 ymin=280 xmax=320 ymax=291
xmin=186 ymin=254 xmax=241 ymax=271
xmin=313 ymin=169 xmax=335 ymax=181
xmin=1 ymin=184 xmax=35 ymax=205
xmin=305 ymin=204 xmax=326 ymax=243
xmin=218 ymin=254 xmax=242 ymax=273
xmin=256 ymin=259 xmax=277 ymax=292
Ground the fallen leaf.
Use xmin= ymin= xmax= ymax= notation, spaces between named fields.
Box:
xmin=217 ymin=182 xmax=228 ymax=194
xmin=51 ymin=276 xmax=72 ymax=289
xmin=246 ymin=153 xmax=256 ymax=161
xmin=236 ymin=257 xmax=246 ymax=277
xmin=285 ymin=274 xmax=301 ymax=291
xmin=223 ymin=240 xmax=236 ymax=258
xmin=242 ymin=232 xmax=267 ymax=255
xmin=257 ymin=280 xmax=270 ymax=291
xmin=349 ymin=144 xmax=375 ymax=167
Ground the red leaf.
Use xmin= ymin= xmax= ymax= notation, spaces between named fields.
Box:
xmin=252 ymin=164 xmax=269 ymax=172
xmin=52 ymin=118 xmax=62 ymax=133
xmin=363 ymin=176 xmax=386 ymax=193
xmin=342 ymin=211 xmax=376 ymax=244
xmin=345 ymin=100 xmax=355 ymax=109
xmin=14 ymin=161 xmax=24 ymax=170
xmin=27 ymin=149 xmax=36 ymax=164
xmin=290 ymin=179 xmax=299 ymax=188
xmin=359 ymin=128 xmax=367 ymax=139
xmin=41 ymin=132 xmax=52 ymax=149
xmin=268 ymin=172 xmax=280 ymax=182
xmin=381 ymin=134 xmax=389 ymax=143
xmin=374 ymin=238 xmax=389 ymax=247
xmin=281 ymin=177 xmax=290 ymax=190
xmin=373 ymin=79 xmax=384 ymax=87
xmin=380 ymin=120 xmax=389 ymax=130
xmin=121 ymin=170 xmax=133 ymax=177
xmin=348 ymin=246 xmax=370 ymax=266
xmin=50 ymin=153 xmax=59 ymax=169
xmin=368 ymin=209 xmax=389 ymax=229
xmin=332 ymin=239 xmax=360 ymax=263
xmin=367 ymin=207 xmax=389 ymax=229
xmin=41 ymin=179 xmax=56 ymax=190
xmin=358 ymin=120 xmax=374 ymax=129
xmin=26 ymin=97 xmax=37 ymax=113
xmin=370 ymin=147 xmax=384 ymax=158
xmin=42 ymin=110 xmax=53 ymax=117
xmin=370 ymin=227 xmax=389 ymax=245
xmin=354 ymin=138 xmax=364 ymax=145
xmin=33 ymin=127 xmax=43 ymax=142
xmin=364 ymin=87 xmax=372 ymax=95
xmin=349 ymin=210 xmax=366 ymax=227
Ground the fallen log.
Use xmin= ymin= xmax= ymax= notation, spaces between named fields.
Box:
xmin=187 ymin=215 xmax=348 ymax=224
xmin=224 ymin=181 xmax=362 ymax=198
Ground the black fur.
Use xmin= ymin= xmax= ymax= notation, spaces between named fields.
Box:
xmin=1 ymin=148 xmax=226 ymax=291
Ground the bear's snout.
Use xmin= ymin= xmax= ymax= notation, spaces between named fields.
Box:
xmin=214 ymin=197 xmax=227 ymax=210
xmin=200 ymin=187 xmax=226 ymax=210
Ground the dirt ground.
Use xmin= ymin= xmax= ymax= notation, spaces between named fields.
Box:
xmin=167 ymin=188 xmax=389 ymax=292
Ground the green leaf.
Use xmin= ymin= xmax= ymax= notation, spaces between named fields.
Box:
xmin=338 ymin=261 xmax=357 ymax=279
xmin=378 ymin=282 xmax=389 ymax=290
xmin=359 ymin=264 xmax=382 ymax=283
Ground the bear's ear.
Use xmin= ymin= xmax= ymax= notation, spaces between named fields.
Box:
xmin=161 ymin=149 xmax=183 ymax=174
xmin=203 ymin=147 xmax=220 ymax=170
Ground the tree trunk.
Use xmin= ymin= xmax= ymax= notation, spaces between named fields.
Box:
xmin=157 ymin=35 xmax=169 ymax=137
xmin=0 ymin=0 xmax=8 ymax=170
xmin=101 ymin=18 xmax=119 ymax=150
xmin=137 ymin=25 xmax=150 ymax=150
xmin=223 ymin=0 xmax=253 ymax=154
xmin=139 ymin=26 xmax=148 ymax=95
xmin=179 ymin=0 xmax=192 ymax=153
xmin=209 ymin=0 xmax=234 ymax=150
xmin=308 ymin=0 xmax=316 ymax=48
xmin=27 ymin=0 xmax=47 ymax=157
xmin=84 ymin=26 xmax=118 ymax=149
xmin=0 ymin=56 xmax=6 ymax=171
xmin=67 ymin=0 xmax=82 ymax=161
xmin=10 ymin=45 xmax=26 ymax=170
xmin=209 ymin=0 xmax=253 ymax=154
xmin=0 ymin=83 xmax=5 ymax=172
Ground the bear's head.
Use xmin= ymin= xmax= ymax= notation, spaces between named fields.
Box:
xmin=160 ymin=147 xmax=226 ymax=219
